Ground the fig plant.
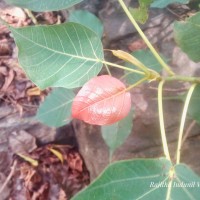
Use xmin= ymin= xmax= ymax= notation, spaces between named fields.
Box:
xmin=1 ymin=0 xmax=200 ymax=199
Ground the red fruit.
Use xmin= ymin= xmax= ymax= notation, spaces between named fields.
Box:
xmin=72 ymin=75 xmax=131 ymax=125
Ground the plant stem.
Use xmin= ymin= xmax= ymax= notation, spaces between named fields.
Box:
xmin=120 ymin=71 xmax=133 ymax=80
xmin=166 ymin=179 xmax=173 ymax=200
xmin=165 ymin=75 xmax=200 ymax=83
xmin=176 ymin=83 xmax=196 ymax=164
xmin=102 ymin=60 xmax=145 ymax=75
xmin=0 ymin=160 xmax=17 ymax=193
xmin=104 ymin=63 xmax=112 ymax=76
xmin=117 ymin=0 xmax=174 ymax=76
xmin=24 ymin=9 xmax=38 ymax=25
xmin=158 ymin=80 xmax=171 ymax=161
xmin=109 ymin=77 xmax=147 ymax=101
xmin=166 ymin=167 xmax=175 ymax=200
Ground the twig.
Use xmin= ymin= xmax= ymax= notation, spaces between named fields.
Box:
xmin=104 ymin=63 xmax=112 ymax=76
xmin=166 ymin=7 xmax=181 ymax=19
xmin=102 ymin=60 xmax=145 ymax=75
xmin=0 ymin=160 xmax=17 ymax=193
xmin=24 ymin=9 xmax=38 ymax=25
xmin=149 ymin=86 xmax=189 ymax=92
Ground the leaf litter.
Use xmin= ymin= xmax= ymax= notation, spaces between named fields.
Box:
xmin=9 ymin=144 xmax=90 ymax=200
xmin=0 ymin=2 xmax=90 ymax=199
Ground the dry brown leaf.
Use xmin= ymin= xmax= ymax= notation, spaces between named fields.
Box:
xmin=26 ymin=87 xmax=41 ymax=96
xmin=48 ymin=148 xmax=64 ymax=164
xmin=3 ymin=7 xmax=26 ymax=21
xmin=0 ymin=41 xmax=12 ymax=56
xmin=1 ymin=69 xmax=15 ymax=91
xmin=31 ymin=182 xmax=50 ymax=200
xmin=0 ymin=66 xmax=7 ymax=76
xmin=13 ymin=144 xmax=89 ymax=199
xmin=9 ymin=130 xmax=37 ymax=154
xmin=0 ymin=173 xmax=10 ymax=200
xmin=17 ymin=154 xmax=38 ymax=167
xmin=58 ymin=189 xmax=67 ymax=200
xmin=15 ymin=103 xmax=23 ymax=116
xmin=68 ymin=152 xmax=83 ymax=173
xmin=128 ymin=39 xmax=147 ymax=51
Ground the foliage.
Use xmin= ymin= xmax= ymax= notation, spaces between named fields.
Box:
xmin=129 ymin=0 xmax=153 ymax=24
xmin=72 ymin=75 xmax=131 ymax=125
xmin=101 ymin=108 xmax=134 ymax=156
xmin=10 ymin=23 xmax=103 ymax=89
xmin=174 ymin=12 xmax=200 ymax=62
xmin=72 ymin=158 xmax=200 ymax=200
xmin=36 ymin=88 xmax=75 ymax=127
xmin=69 ymin=10 xmax=104 ymax=38
xmin=4 ymin=0 xmax=83 ymax=11
xmin=1 ymin=0 xmax=200 ymax=199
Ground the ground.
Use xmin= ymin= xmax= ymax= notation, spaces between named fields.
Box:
xmin=0 ymin=1 xmax=90 ymax=199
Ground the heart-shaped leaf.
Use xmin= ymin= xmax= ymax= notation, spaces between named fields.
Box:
xmin=36 ymin=88 xmax=75 ymax=127
xmin=72 ymin=75 xmax=131 ymax=125
xmin=10 ymin=22 xmax=103 ymax=90
xmin=102 ymin=108 xmax=134 ymax=155
xmin=69 ymin=10 xmax=104 ymax=38
xmin=4 ymin=0 xmax=83 ymax=11
xmin=174 ymin=12 xmax=200 ymax=62
xmin=72 ymin=158 xmax=200 ymax=200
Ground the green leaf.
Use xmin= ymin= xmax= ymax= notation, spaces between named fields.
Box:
xmin=9 ymin=22 xmax=104 ymax=89
xmin=174 ymin=12 xmax=200 ymax=62
xmin=125 ymin=49 xmax=164 ymax=85
xmin=4 ymin=0 xmax=83 ymax=11
xmin=36 ymin=88 xmax=75 ymax=127
xmin=151 ymin=0 xmax=189 ymax=8
xmin=69 ymin=10 xmax=104 ymax=38
xmin=101 ymin=108 xmax=134 ymax=155
xmin=72 ymin=158 xmax=200 ymax=200
xmin=129 ymin=0 xmax=153 ymax=24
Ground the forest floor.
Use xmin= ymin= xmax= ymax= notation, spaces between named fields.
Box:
xmin=0 ymin=1 xmax=91 ymax=199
